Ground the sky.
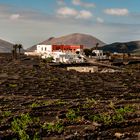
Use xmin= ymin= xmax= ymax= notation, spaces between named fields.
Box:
xmin=0 ymin=0 xmax=140 ymax=48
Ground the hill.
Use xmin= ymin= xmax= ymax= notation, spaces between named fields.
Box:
xmin=0 ymin=39 xmax=13 ymax=53
xmin=102 ymin=41 xmax=140 ymax=53
xmin=27 ymin=33 xmax=105 ymax=51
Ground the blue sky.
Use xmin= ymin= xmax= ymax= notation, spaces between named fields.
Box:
xmin=0 ymin=0 xmax=140 ymax=48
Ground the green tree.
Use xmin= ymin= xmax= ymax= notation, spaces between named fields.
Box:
xmin=83 ymin=48 xmax=92 ymax=57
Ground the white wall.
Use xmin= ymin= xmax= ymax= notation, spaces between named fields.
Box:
xmin=37 ymin=45 xmax=52 ymax=54
xmin=24 ymin=51 xmax=39 ymax=56
xmin=92 ymin=50 xmax=103 ymax=56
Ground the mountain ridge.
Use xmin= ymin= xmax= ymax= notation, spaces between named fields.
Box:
xmin=0 ymin=39 xmax=13 ymax=53
xmin=102 ymin=40 xmax=140 ymax=53
xmin=27 ymin=33 xmax=105 ymax=51
xmin=1 ymin=34 xmax=140 ymax=54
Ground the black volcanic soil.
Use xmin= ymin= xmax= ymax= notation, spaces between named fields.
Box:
xmin=0 ymin=54 xmax=140 ymax=140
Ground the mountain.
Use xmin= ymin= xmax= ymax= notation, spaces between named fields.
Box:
xmin=0 ymin=39 xmax=13 ymax=53
xmin=102 ymin=41 xmax=140 ymax=53
xmin=27 ymin=33 xmax=105 ymax=51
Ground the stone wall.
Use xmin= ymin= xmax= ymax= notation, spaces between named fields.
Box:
xmin=67 ymin=66 xmax=98 ymax=73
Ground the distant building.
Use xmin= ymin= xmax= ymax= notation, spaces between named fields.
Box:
xmin=24 ymin=50 xmax=39 ymax=56
xmin=37 ymin=44 xmax=83 ymax=54
xmin=24 ymin=44 xmax=85 ymax=63
xmin=37 ymin=44 xmax=84 ymax=63
xmin=37 ymin=45 xmax=52 ymax=54
xmin=92 ymin=49 xmax=106 ymax=60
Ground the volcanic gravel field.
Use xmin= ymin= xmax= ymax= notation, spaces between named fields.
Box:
xmin=0 ymin=54 xmax=140 ymax=140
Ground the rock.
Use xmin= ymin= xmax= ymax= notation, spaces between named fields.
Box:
xmin=65 ymin=134 xmax=75 ymax=140
xmin=57 ymin=110 xmax=67 ymax=119
xmin=0 ymin=73 xmax=8 ymax=78
xmin=42 ymin=137 xmax=64 ymax=140
xmin=138 ymin=132 xmax=140 ymax=140
xmin=92 ymin=122 xmax=101 ymax=127
xmin=84 ymin=125 xmax=96 ymax=133
xmin=8 ymin=75 xmax=20 ymax=80
xmin=115 ymin=132 xmax=124 ymax=139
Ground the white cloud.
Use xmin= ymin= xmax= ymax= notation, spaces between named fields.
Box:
xmin=10 ymin=14 xmax=20 ymax=20
xmin=57 ymin=7 xmax=92 ymax=19
xmin=57 ymin=7 xmax=78 ymax=17
xmin=76 ymin=10 xmax=92 ymax=19
xmin=72 ymin=0 xmax=95 ymax=8
xmin=104 ymin=8 xmax=129 ymax=16
xmin=96 ymin=17 xmax=104 ymax=23
xmin=1 ymin=4 xmax=140 ymax=49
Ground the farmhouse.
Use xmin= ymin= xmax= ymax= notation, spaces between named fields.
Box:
xmin=36 ymin=44 xmax=85 ymax=63
xmin=37 ymin=44 xmax=83 ymax=54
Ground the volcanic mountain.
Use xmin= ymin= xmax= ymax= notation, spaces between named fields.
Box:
xmin=27 ymin=33 xmax=105 ymax=51
xmin=102 ymin=41 xmax=140 ymax=53
xmin=0 ymin=39 xmax=13 ymax=53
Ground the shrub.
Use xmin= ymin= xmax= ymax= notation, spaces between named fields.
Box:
xmin=11 ymin=113 xmax=40 ymax=140
xmin=8 ymin=84 xmax=17 ymax=88
xmin=89 ymin=105 xmax=134 ymax=125
xmin=42 ymin=121 xmax=64 ymax=133
xmin=30 ymin=102 xmax=40 ymax=108
xmin=2 ymin=111 xmax=11 ymax=117
xmin=66 ymin=109 xmax=78 ymax=121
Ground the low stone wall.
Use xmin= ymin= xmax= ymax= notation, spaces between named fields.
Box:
xmin=67 ymin=66 xmax=98 ymax=73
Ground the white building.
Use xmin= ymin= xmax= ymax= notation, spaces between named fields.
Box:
xmin=92 ymin=49 xmax=106 ymax=60
xmin=42 ymin=51 xmax=85 ymax=63
xmin=37 ymin=45 xmax=52 ymax=54
xmin=92 ymin=50 xmax=103 ymax=57
xmin=25 ymin=44 xmax=85 ymax=63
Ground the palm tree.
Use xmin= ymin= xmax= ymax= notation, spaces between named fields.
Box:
xmin=18 ymin=44 xmax=22 ymax=54
xmin=13 ymin=44 xmax=18 ymax=59
xmin=12 ymin=49 xmax=15 ymax=60
xmin=12 ymin=44 xmax=23 ymax=59
xmin=95 ymin=43 xmax=99 ymax=50
xmin=91 ymin=43 xmax=99 ymax=52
